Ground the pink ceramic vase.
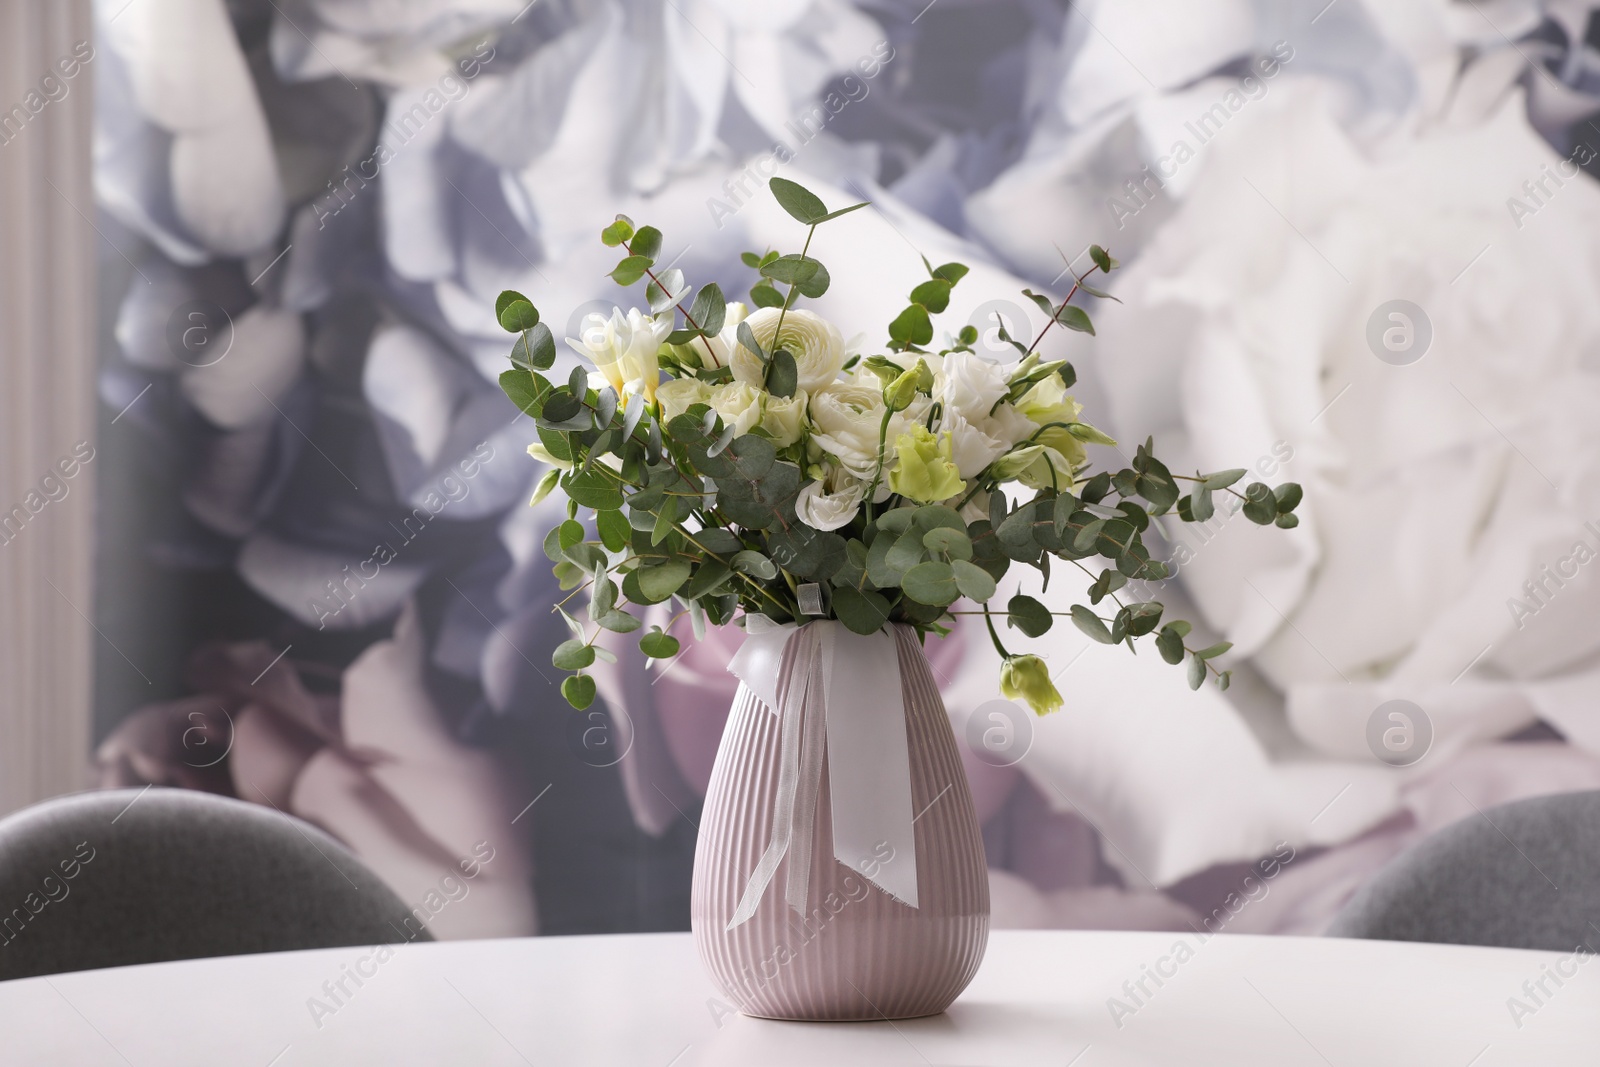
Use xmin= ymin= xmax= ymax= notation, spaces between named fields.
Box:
xmin=691 ymin=623 xmax=990 ymax=1021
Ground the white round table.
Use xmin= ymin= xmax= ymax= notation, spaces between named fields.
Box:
xmin=0 ymin=930 xmax=1593 ymax=1065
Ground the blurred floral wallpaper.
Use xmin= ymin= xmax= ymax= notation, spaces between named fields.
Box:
xmin=90 ymin=0 xmax=1600 ymax=939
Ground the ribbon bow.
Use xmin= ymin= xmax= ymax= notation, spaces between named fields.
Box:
xmin=724 ymin=619 xmax=919 ymax=929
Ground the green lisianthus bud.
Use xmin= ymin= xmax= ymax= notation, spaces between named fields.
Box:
xmin=884 ymin=367 xmax=920 ymax=412
xmin=1001 ymin=654 xmax=1063 ymax=716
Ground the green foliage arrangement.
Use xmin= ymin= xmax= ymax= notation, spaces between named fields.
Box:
xmin=495 ymin=177 xmax=1303 ymax=715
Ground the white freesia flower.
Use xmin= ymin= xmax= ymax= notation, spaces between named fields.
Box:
xmin=729 ymin=308 xmax=845 ymax=393
xmin=656 ymin=377 xmax=712 ymax=422
xmin=566 ymin=307 xmax=671 ymax=404
xmin=526 ymin=440 xmax=572 ymax=471
xmin=795 ymin=469 xmax=867 ymax=532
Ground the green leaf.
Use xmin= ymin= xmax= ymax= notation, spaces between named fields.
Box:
xmin=831 ymin=584 xmax=891 ymax=635
xmin=684 ymin=559 xmax=733 ymax=599
xmin=496 ymin=289 xmax=533 ymax=323
xmin=730 ymin=550 xmax=779 ymax=580
xmin=888 ymin=304 xmax=933 ymax=346
xmin=886 ymin=527 xmax=929 ymax=575
xmin=553 ymin=639 xmax=596 ymax=670
xmin=637 ymin=560 xmax=692 ymax=602
xmin=950 ymin=559 xmax=996 ymax=602
xmin=1089 ymin=245 xmax=1112 ymax=272
xmin=651 ymin=493 xmax=680 ymax=546
xmin=596 ymin=609 xmax=641 ymax=633
xmin=1054 ymin=305 xmax=1094 ymax=335
xmin=740 ymin=251 xmax=763 ymax=268
xmin=931 ymin=262 xmax=970 ymax=285
xmin=511 ymin=323 xmax=557 ymax=371
xmin=909 ymin=279 xmax=952 ymax=313
xmin=500 ymin=368 xmax=547 ymax=416
xmin=562 ymin=674 xmax=597 ymax=710
xmin=689 ymin=283 xmax=726 ymax=337
xmin=769 ymin=176 xmax=828 ymax=224
xmin=600 ymin=217 xmax=634 ymax=247
xmin=814 ymin=201 xmax=870 ymax=223
xmin=1194 ymin=641 xmax=1232 ymax=660
xmin=596 ymin=508 xmax=630 ymax=552
xmin=631 ymin=225 xmax=663 ymax=261
xmin=1201 ymin=469 xmax=1247 ymax=491
xmin=1008 ymin=594 xmax=1053 ymax=637
xmin=498 ymin=298 xmax=538 ymax=333
xmin=1217 ymin=670 xmax=1232 ymax=692
xmin=611 ymin=255 xmax=653 ymax=286
xmin=1190 ymin=486 xmax=1215 ymax=523
xmin=761 ymin=255 xmax=830 ymax=298
xmin=1071 ymin=605 xmax=1115 ymax=644
xmin=1275 ymin=512 xmax=1300 ymax=529
xmin=1241 ymin=482 xmax=1277 ymax=525
xmin=1080 ymin=472 xmax=1112 ymax=504
xmin=903 ymin=560 xmax=959 ymax=606
xmin=1274 ymin=482 xmax=1304 ymax=513
xmin=646 ymin=268 xmax=687 ymax=313
xmin=750 ymin=282 xmax=784 ymax=308
xmin=564 ymin=470 xmax=624 ymax=512
xmin=1121 ymin=600 xmax=1164 ymax=637
xmin=765 ymin=350 xmax=798 ymax=398
xmin=922 ymin=526 xmax=972 ymax=561
xmin=640 ymin=629 xmax=680 ymax=659
xmin=1155 ymin=627 xmax=1185 ymax=665
xmin=1187 ymin=653 xmax=1206 ymax=691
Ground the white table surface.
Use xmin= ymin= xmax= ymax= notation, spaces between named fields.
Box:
xmin=0 ymin=930 xmax=1593 ymax=1065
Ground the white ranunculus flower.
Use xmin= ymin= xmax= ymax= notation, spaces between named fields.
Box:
xmin=710 ymin=381 xmax=764 ymax=436
xmin=760 ymin=390 xmax=808 ymax=448
xmin=656 ymin=377 xmax=712 ymax=422
xmin=566 ymin=307 xmax=671 ymax=403
xmin=795 ymin=469 xmax=867 ymax=532
xmin=728 ymin=308 xmax=845 ymax=393
xmin=808 ymin=381 xmax=891 ymax=480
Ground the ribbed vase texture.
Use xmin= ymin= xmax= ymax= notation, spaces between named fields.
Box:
xmin=691 ymin=624 xmax=990 ymax=1021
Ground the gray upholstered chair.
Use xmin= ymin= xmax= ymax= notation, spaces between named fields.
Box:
xmin=0 ymin=788 xmax=429 ymax=981
xmin=1328 ymin=790 xmax=1600 ymax=952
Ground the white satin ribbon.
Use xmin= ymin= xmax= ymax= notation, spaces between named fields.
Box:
xmin=725 ymin=620 xmax=919 ymax=928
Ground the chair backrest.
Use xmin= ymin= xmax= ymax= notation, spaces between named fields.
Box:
xmin=1327 ymin=790 xmax=1600 ymax=952
xmin=0 ymin=788 xmax=429 ymax=981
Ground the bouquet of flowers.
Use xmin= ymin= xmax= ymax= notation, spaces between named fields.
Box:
xmin=494 ymin=178 xmax=1302 ymax=716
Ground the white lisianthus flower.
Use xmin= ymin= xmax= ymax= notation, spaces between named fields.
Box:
xmin=942 ymin=409 xmax=1011 ymax=479
xmin=729 ymin=308 xmax=845 ymax=393
xmin=566 ymin=307 xmax=671 ymax=403
xmin=795 ymin=469 xmax=867 ymax=531
xmin=656 ymin=377 xmax=712 ymax=422
xmin=941 ymin=351 xmax=1010 ymax=426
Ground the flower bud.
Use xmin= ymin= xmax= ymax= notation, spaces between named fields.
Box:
xmin=1001 ymin=654 xmax=1063 ymax=716
xmin=884 ymin=368 xmax=919 ymax=412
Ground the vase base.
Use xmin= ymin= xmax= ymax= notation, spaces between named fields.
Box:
xmin=738 ymin=1005 xmax=952 ymax=1023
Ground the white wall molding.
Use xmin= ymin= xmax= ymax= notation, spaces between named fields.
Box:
xmin=0 ymin=0 xmax=96 ymax=814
